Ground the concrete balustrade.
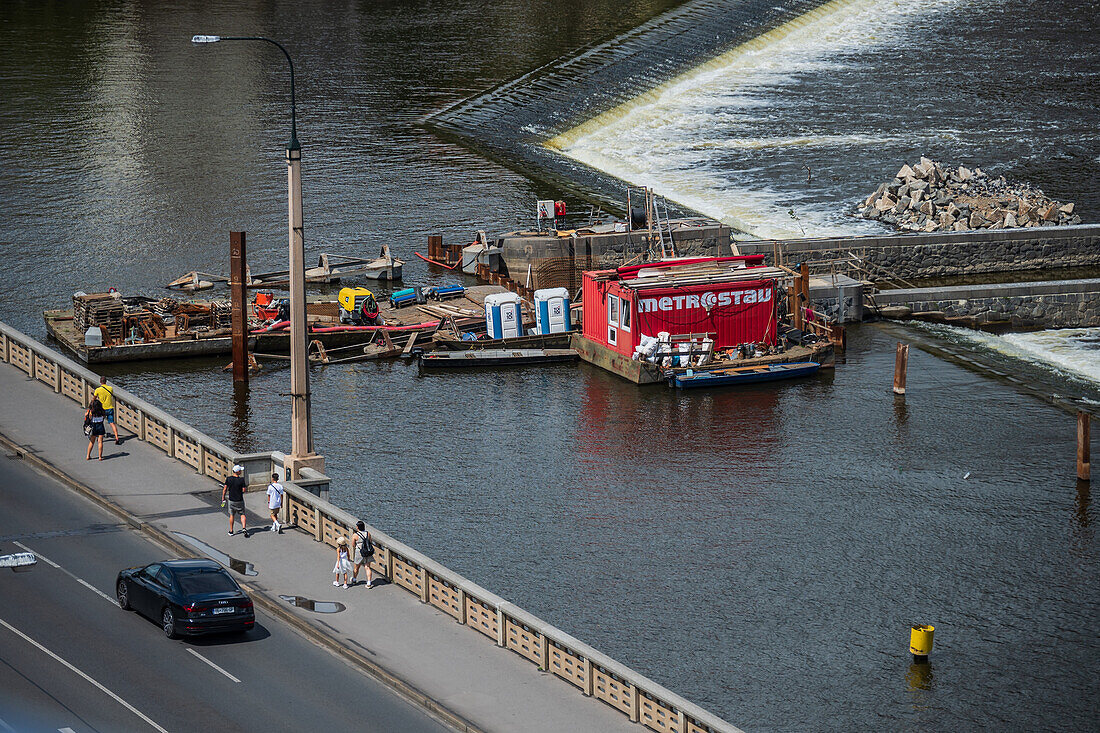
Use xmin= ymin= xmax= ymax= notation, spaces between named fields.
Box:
xmin=0 ymin=322 xmax=740 ymax=733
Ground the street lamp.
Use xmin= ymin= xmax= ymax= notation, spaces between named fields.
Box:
xmin=191 ymin=34 xmax=322 ymax=478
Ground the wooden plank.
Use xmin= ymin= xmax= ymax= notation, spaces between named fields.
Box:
xmin=402 ymin=331 xmax=418 ymax=356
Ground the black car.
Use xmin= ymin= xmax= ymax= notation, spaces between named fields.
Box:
xmin=116 ymin=559 xmax=255 ymax=639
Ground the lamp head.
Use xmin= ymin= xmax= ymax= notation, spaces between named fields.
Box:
xmin=191 ymin=35 xmax=222 ymax=44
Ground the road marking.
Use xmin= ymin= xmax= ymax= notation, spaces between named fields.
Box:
xmin=15 ymin=541 xmax=60 ymax=568
xmin=13 ymin=542 xmax=116 ymax=606
xmin=186 ymin=648 xmax=241 ymax=683
xmin=0 ymin=715 xmax=15 ymax=732
xmin=0 ymin=616 xmax=168 ymax=733
xmin=59 ymin=728 xmax=77 ymax=732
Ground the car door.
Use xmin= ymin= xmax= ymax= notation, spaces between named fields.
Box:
xmin=128 ymin=564 xmax=156 ymax=616
xmin=153 ymin=566 xmax=176 ymax=616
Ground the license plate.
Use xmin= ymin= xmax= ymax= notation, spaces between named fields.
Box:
xmin=212 ymin=606 xmax=234 ymax=615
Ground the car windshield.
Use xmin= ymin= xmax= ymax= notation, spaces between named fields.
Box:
xmin=176 ymin=569 xmax=239 ymax=595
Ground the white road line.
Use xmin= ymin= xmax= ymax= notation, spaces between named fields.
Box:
xmin=0 ymin=715 xmax=15 ymax=732
xmin=186 ymin=648 xmax=241 ymax=683
xmin=15 ymin=541 xmax=60 ymax=568
xmin=0 ymin=616 xmax=168 ymax=733
xmin=59 ymin=728 xmax=77 ymax=732
xmin=13 ymin=542 xmax=117 ymax=606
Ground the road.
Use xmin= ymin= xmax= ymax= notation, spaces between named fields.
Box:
xmin=0 ymin=455 xmax=451 ymax=733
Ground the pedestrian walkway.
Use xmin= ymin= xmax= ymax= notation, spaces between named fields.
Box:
xmin=0 ymin=363 xmax=639 ymax=733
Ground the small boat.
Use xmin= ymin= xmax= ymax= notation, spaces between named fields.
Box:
xmin=671 ymin=361 xmax=820 ymax=389
xmin=419 ymin=348 xmax=579 ymax=368
xmin=431 ymin=330 xmax=575 ymax=351
xmin=248 ymin=248 xmax=403 ymax=287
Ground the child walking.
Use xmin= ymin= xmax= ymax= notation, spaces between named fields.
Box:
xmin=332 ymin=537 xmax=352 ymax=589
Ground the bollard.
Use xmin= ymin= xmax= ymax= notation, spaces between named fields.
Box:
xmin=1078 ymin=412 xmax=1091 ymax=482
xmin=910 ymin=624 xmax=934 ymax=662
xmin=893 ymin=343 xmax=909 ymax=395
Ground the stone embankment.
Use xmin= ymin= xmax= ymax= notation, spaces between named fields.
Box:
xmin=856 ymin=157 xmax=1081 ymax=233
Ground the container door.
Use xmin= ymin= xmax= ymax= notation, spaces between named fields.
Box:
xmin=607 ymin=294 xmax=619 ymax=346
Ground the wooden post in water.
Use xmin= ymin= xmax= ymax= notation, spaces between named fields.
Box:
xmin=1079 ymin=411 xmax=1091 ymax=482
xmin=893 ymin=342 xmax=909 ymax=395
xmin=230 ymin=231 xmax=248 ymax=384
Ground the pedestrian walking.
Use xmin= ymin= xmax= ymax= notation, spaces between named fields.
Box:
xmin=351 ymin=520 xmax=375 ymax=588
xmin=84 ymin=397 xmax=107 ymax=460
xmin=267 ymin=473 xmax=284 ymax=533
xmin=222 ymin=465 xmax=248 ymax=536
xmin=93 ymin=376 xmax=120 ymax=445
xmin=333 ymin=537 xmax=352 ymax=588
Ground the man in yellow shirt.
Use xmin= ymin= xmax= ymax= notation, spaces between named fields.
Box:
xmin=93 ymin=376 xmax=120 ymax=444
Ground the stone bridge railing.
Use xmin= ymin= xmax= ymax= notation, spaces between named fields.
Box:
xmin=0 ymin=321 xmax=741 ymax=733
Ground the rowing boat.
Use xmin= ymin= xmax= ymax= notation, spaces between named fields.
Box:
xmin=671 ymin=361 xmax=820 ymax=389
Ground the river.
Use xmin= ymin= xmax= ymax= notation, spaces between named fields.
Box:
xmin=1 ymin=1 xmax=1097 ymax=730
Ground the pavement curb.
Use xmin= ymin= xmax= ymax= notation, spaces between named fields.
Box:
xmin=0 ymin=430 xmax=485 ymax=733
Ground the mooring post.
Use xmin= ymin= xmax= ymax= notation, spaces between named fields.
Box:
xmin=1078 ymin=411 xmax=1091 ymax=482
xmin=229 ymin=231 xmax=248 ymax=384
xmin=893 ymin=342 xmax=909 ymax=395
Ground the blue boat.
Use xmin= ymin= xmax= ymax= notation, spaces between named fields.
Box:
xmin=671 ymin=361 xmax=820 ymax=389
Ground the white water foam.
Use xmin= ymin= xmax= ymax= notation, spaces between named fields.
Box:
xmin=548 ymin=0 xmax=971 ymax=238
xmin=917 ymin=323 xmax=1100 ymax=387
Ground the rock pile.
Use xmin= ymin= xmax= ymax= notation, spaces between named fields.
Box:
xmin=855 ymin=157 xmax=1081 ymax=233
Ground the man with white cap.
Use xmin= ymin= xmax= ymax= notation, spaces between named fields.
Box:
xmin=222 ymin=465 xmax=248 ymax=536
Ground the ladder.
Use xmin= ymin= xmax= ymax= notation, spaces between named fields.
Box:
xmin=652 ymin=195 xmax=677 ymax=259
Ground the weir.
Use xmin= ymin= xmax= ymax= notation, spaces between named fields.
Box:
xmin=425 ymin=0 xmax=833 ymax=212
xmin=0 ymin=320 xmax=743 ymax=733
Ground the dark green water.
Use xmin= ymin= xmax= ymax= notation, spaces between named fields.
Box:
xmin=1 ymin=2 xmax=1097 ymax=730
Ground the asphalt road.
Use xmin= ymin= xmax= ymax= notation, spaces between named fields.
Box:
xmin=0 ymin=455 xmax=451 ymax=733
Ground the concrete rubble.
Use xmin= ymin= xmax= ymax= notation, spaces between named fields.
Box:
xmin=855 ymin=157 xmax=1081 ymax=233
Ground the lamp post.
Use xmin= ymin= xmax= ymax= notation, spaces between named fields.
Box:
xmin=192 ymin=34 xmax=322 ymax=478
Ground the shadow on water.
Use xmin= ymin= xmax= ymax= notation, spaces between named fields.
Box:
xmin=279 ymin=595 xmax=345 ymax=614
xmin=173 ymin=532 xmax=258 ymax=576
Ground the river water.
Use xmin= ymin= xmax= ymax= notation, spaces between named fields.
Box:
xmin=1 ymin=1 xmax=1097 ymax=730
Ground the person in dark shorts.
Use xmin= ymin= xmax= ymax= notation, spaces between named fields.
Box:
xmin=222 ymin=465 xmax=248 ymax=536
xmin=84 ymin=397 xmax=107 ymax=461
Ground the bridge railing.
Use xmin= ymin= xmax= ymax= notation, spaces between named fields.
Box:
xmin=0 ymin=322 xmax=741 ymax=733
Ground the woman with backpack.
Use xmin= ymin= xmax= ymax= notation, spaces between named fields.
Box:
xmin=351 ymin=520 xmax=375 ymax=588
xmin=85 ymin=397 xmax=107 ymax=460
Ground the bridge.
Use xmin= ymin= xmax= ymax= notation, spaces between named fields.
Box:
xmin=0 ymin=321 xmax=740 ymax=733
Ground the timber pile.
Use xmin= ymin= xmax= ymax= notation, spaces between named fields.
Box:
xmin=856 ymin=157 xmax=1081 ymax=232
xmin=417 ymin=302 xmax=481 ymax=320
xmin=590 ymin=260 xmax=785 ymax=290
xmin=73 ymin=293 xmax=124 ymax=341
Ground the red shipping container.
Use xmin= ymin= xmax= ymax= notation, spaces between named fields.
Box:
xmin=581 ymin=268 xmax=777 ymax=359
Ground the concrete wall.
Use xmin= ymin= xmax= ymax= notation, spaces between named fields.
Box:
xmin=872 ymin=278 xmax=1100 ymax=328
xmin=737 ymin=224 xmax=1100 ymax=279
xmin=494 ymin=221 xmax=732 ymax=286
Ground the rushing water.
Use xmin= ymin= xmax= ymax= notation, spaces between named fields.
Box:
xmin=552 ymin=0 xmax=1100 ymax=237
xmin=1 ymin=1 xmax=1098 ymax=730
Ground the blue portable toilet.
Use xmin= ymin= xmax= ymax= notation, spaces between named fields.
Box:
xmin=534 ymin=288 xmax=571 ymax=334
xmin=484 ymin=292 xmax=523 ymax=339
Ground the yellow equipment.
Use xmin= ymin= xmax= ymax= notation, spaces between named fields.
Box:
xmin=338 ymin=287 xmax=379 ymax=325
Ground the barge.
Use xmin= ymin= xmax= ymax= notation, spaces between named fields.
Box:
xmin=575 ymin=255 xmax=841 ymax=386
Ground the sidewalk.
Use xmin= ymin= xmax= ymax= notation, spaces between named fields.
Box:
xmin=0 ymin=364 xmax=637 ymax=733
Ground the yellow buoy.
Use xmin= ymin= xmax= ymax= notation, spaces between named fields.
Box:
xmin=910 ymin=624 xmax=935 ymax=658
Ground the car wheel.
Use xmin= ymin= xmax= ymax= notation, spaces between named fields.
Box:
xmin=116 ymin=579 xmax=131 ymax=610
xmin=162 ymin=607 xmax=177 ymax=639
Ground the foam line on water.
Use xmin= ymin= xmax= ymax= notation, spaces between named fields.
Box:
xmin=548 ymin=0 xmax=970 ymax=238
xmin=915 ymin=323 xmax=1100 ymax=387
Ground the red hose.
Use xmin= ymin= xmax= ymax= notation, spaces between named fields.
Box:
xmin=309 ymin=322 xmax=440 ymax=333
xmin=252 ymin=320 xmax=443 ymax=335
